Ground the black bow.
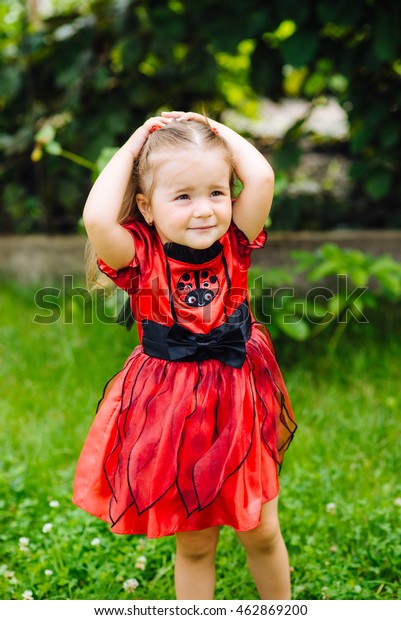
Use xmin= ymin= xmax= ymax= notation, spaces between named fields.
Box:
xmin=166 ymin=322 xmax=246 ymax=369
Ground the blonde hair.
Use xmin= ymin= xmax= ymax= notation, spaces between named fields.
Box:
xmin=85 ymin=118 xmax=235 ymax=291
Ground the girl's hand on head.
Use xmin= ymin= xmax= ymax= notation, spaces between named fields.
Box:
xmin=124 ymin=115 xmax=172 ymax=157
xmin=142 ymin=115 xmax=173 ymax=133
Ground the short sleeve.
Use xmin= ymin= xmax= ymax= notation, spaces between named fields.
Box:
xmin=229 ymin=221 xmax=267 ymax=268
xmin=97 ymin=221 xmax=153 ymax=293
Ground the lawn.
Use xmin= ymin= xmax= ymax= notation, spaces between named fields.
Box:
xmin=0 ymin=278 xmax=400 ymax=600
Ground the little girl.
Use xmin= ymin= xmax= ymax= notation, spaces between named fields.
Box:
xmin=73 ymin=111 xmax=296 ymax=600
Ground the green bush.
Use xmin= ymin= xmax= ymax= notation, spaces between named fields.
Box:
xmin=250 ymin=244 xmax=401 ymax=350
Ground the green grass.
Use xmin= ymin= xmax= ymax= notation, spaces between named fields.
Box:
xmin=0 ymin=279 xmax=400 ymax=600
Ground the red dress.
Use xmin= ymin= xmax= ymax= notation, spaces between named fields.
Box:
xmin=73 ymin=220 xmax=296 ymax=538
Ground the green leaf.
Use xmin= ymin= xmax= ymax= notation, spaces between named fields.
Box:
xmin=304 ymin=72 xmax=327 ymax=97
xmin=280 ymin=30 xmax=319 ymax=67
xmin=290 ymin=250 xmax=317 ymax=272
xmin=370 ymin=255 xmax=401 ymax=276
xmin=307 ymin=260 xmax=340 ymax=281
xmin=364 ymin=171 xmax=392 ymax=200
xmin=375 ymin=272 xmax=401 ymax=297
xmin=35 ymin=124 xmax=56 ymax=145
xmin=347 ymin=266 xmax=369 ymax=287
xmin=320 ymin=243 xmax=344 ymax=261
xmin=45 ymin=141 xmax=62 ymax=156
xmin=345 ymin=248 xmax=370 ymax=266
xmin=276 ymin=314 xmax=310 ymax=340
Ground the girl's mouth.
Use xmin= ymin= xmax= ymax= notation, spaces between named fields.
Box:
xmin=189 ymin=225 xmax=215 ymax=230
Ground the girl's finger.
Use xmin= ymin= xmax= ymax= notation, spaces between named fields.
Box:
xmin=146 ymin=117 xmax=170 ymax=125
xmin=143 ymin=117 xmax=172 ymax=132
xmin=163 ymin=111 xmax=207 ymax=125
xmin=162 ymin=111 xmax=196 ymax=122
xmin=162 ymin=111 xmax=185 ymax=117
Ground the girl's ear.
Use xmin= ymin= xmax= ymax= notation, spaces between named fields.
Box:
xmin=136 ymin=194 xmax=153 ymax=225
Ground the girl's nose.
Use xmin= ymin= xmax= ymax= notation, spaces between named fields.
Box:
xmin=193 ymin=200 xmax=214 ymax=217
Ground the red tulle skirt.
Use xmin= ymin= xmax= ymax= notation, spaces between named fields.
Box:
xmin=73 ymin=323 xmax=296 ymax=538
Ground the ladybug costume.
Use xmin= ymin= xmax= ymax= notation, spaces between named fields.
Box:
xmin=73 ymin=220 xmax=296 ymax=538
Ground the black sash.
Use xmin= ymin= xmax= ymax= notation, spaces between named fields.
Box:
xmin=142 ymin=300 xmax=251 ymax=369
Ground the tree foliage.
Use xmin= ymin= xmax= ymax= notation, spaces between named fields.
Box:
xmin=1 ymin=0 xmax=401 ymax=232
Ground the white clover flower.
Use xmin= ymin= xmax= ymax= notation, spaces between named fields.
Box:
xmin=325 ymin=502 xmax=337 ymax=515
xmin=394 ymin=498 xmax=401 ymax=507
xmin=19 ymin=537 xmax=30 ymax=552
xmin=135 ymin=555 xmax=147 ymax=570
xmin=90 ymin=537 xmax=101 ymax=546
xmin=44 ymin=569 xmax=53 ymax=577
xmin=136 ymin=538 xmax=146 ymax=552
xmin=42 ymin=523 xmax=53 ymax=534
xmin=329 ymin=545 xmax=338 ymax=553
xmin=5 ymin=570 xmax=15 ymax=580
xmin=49 ymin=500 xmax=60 ymax=508
xmin=22 ymin=590 xmax=34 ymax=600
xmin=123 ymin=578 xmax=139 ymax=593
xmin=19 ymin=537 xmax=30 ymax=546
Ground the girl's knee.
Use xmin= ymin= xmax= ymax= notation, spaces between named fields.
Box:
xmin=236 ymin=499 xmax=282 ymax=554
xmin=240 ymin=520 xmax=281 ymax=554
xmin=176 ymin=527 xmax=220 ymax=561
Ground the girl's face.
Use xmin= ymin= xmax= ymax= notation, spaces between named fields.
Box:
xmin=137 ymin=148 xmax=233 ymax=249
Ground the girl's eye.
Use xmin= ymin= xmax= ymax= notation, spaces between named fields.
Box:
xmin=177 ymin=194 xmax=190 ymax=200
xmin=211 ymin=190 xmax=223 ymax=197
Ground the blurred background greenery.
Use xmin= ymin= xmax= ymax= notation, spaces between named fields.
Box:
xmin=1 ymin=0 xmax=401 ymax=602
xmin=1 ymin=0 xmax=401 ymax=234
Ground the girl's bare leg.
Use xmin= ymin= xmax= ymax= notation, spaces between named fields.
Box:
xmin=236 ymin=497 xmax=291 ymax=600
xmin=175 ymin=526 xmax=220 ymax=600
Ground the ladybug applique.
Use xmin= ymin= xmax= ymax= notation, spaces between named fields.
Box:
xmin=176 ymin=270 xmax=220 ymax=307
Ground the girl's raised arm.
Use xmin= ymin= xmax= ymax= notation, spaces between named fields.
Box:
xmin=83 ymin=116 xmax=170 ymax=270
xmin=163 ymin=111 xmax=274 ymax=243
